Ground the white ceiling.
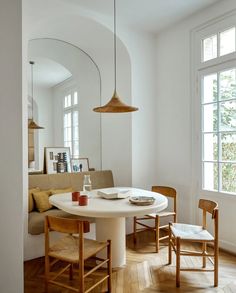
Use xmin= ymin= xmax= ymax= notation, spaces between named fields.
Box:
xmin=63 ymin=0 xmax=223 ymax=33
xmin=28 ymin=57 xmax=72 ymax=88
xmin=27 ymin=0 xmax=223 ymax=87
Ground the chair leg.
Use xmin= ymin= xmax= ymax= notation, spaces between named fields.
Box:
xmin=107 ymin=240 xmax=112 ymax=292
xmin=168 ymin=223 xmax=172 ymax=265
xmin=155 ymin=216 xmax=160 ymax=253
xmin=214 ymin=240 xmax=219 ymax=287
xmin=133 ymin=217 xmax=137 ymax=245
xmin=176 ymin=237 xmax=180 ymax=287
xmin=44 ymin=255 xmax=50 ymax=293
xmin=202 ymin=243 xmax=206 ymax=268
xmin=69 ymin=263 xmax=73 ymax=280
xmin=79 ymin=259 xmax=84 ymax=293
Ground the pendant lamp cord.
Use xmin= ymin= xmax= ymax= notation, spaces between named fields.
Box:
xmin=114 ymin=0 xmax=117 ymax=93
xmin=30 ymin=61 xmax=34 ymax=120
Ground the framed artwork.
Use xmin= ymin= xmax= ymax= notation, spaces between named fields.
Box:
xmin=44 ymin=147 xmax=71 ymax=174
xmin=71 ymin=158 xmax=89 ymax=172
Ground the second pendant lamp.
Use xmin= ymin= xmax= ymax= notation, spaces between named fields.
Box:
xmin=93 ymin=0 xmax=138 ymax=113
xmin=28 ymin=61 xmax=44 ymax=129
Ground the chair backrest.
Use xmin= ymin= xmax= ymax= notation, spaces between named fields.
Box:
xmin=45 ymin=216 xmax=91 ymax=270
xmin=198 ymin=199 xmax=219 ymax=239
xmin=45 ymin=216 xmax=90 ymax=234
xmin=198 ymin=199 xmax=218 ymax=219
xmin=152 ymin=186 xmax=177 ymax=214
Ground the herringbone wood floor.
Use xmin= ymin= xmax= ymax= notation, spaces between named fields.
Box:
xmin=24 ymin=231 xmax=236 ymax=292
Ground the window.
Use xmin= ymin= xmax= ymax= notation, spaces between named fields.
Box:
xmin=202 ymin=26 xmax=236 ymax=62
xmin=63 ymin=91 xmax=79 ymax=158
xmin=202 ymin=68 xmax=236 ymax=193
xmin=198 ymin=20 xmax=236 ymax=195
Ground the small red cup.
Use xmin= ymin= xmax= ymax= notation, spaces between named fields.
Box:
xmin=79 ymin=195 xmax=88 ymax=206
xmin=72 ymin=191 xmax=80 ymax=204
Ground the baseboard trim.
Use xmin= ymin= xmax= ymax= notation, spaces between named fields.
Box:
xmin=219 ymin=239 xmax=236 ymax=255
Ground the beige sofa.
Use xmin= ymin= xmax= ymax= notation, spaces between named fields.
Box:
xmin=28 ymin=170 xmax=114 ymax=235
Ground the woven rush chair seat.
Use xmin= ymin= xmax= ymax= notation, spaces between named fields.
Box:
xmin=49 ymin=235 xmax=109 ymax=263
xmin=45 ymin=216 xmax=112 ymax=293
xmin=168 ymin=198 xmax=219 ymax=288
xmin=133 ymin=186 xmax=177 ymax=252
xmin=170 ymin=223 xmax=214 ymax=241
xmin=147 ymin=211 xmax=176 ymax=218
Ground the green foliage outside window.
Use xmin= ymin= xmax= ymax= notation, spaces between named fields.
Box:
xmin=211 ymin=70 xmax=236 ymax=193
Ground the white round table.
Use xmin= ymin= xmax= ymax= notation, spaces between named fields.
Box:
xmin=49 ymin=187 xmax=168 ymax=268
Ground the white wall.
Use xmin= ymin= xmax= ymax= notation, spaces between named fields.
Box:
xmin=116 ymin=30 xmax=158 ymax=234
xmin=155 ymin=0 xmax=236 ymax=252
xmin=0 ymin=0 xmax=24 ymax=292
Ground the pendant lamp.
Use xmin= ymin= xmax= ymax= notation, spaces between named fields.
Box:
xmin=93 ymin=0 xmax=138 ymax=113
xmin=28 ymin=61 xmax=44 ymax=129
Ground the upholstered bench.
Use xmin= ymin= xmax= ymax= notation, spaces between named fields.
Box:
xmin=28 ymin=170 xmax=114 ymax=235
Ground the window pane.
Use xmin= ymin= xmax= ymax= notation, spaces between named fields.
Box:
xmin=203 ymin=74 xmax=217 ymax=103
xmin=203 ymin=133 xmax=217 ymax=161
xmin=221 ymin=163 xmax=236 ymax=193
xmin=203 ymin=162 xmax=218 ymax=191
xmin=67 ymin=112 xmax=71 ymax=127
xmin=67 ymin=94 xmax=71 ymax=107
xmin=221 ymin=133 xmax=236 ymax=161
xmin=74 ymin=91 xmax=78 ymax=105
xmin=219 ymin=69 xmax=236 ymax=101
xmin=64 ymin=141 xmax=72 ymax=153
xmin=67 ymin=127 xmax=72 ymax=141
xmin=73 ymin=140 xmax=79 ymax=157
xmin=220 ymin=27 xmax=235 ymax=56
xmin=203 ymin=103 xmax=217 ymax=132
xmin=203 ymin=35 xmax=217 ymax=62
xmin=73 ymin=125 xmax=79 ymax=140
xmin=73 ymin=111 xmax=78 ymax=126
xmin=220 ymin=100 xmax=236 ymax=131
xmin=64 ymin=112 xmax=71 ymax=127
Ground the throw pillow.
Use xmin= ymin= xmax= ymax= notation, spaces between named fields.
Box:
xmin=32 ymin=190 xmax=52 ymax=213
xmin=28 ymin=187 xmax=40 ymax=212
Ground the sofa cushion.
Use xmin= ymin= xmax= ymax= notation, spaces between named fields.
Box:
xmin=28 ymin=209 xmax=95 ymax=235
xmin=28 ymin=187 xmax=40 ymax=212
xmin=32 ymin=190 xmax=52 ymax=213
xmin=50 ymin=187 xmax=73 ymax=195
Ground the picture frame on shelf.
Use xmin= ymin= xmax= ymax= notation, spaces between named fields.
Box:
xmin=71 ymin=158 xmax=89 ymax=172
xmin=44 ymin=147 xmax=71 ymax=174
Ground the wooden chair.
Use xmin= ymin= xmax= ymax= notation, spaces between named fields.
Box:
xmin=44 ymin=216 xmax=112 ymax=293
xmin=133 ymin=186 xmax=177 ymax=252
xmin=168 ymin=199 xmax=219 ymax=287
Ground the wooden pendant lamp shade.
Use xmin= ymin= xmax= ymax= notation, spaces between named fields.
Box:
xmin=93 ymin=0 xmax=138 ymax=113
xmin=93 ymin=91 xmax=138 ymax=113
xmin=28 ymin=61 xmax=44 ymax=129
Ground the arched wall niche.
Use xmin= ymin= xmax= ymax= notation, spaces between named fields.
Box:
xmin=27 ymin=11 xmax=133 ymax=187
xmin=28 ymin=38 xmax=102 ymax=171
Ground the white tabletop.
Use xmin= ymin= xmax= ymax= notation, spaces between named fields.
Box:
xmin=49 ymin=187 xmax=168 ymax=218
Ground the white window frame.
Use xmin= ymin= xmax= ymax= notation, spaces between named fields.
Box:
xmin=63 ymin=88 xmax=79 ymax=158
xmin=199 ymin=61 xmax=236 ymax=194
xmin=191 ymin=11 xmax=236 ymax=203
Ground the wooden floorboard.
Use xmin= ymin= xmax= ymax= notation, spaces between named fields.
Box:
xmin=24 ymin=231 xmax=236 ymax=292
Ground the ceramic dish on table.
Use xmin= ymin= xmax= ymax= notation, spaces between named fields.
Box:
xmin=129 ymin=196 xmax=155 ymax=206
xmin=97 ymin=189 xmax=131 ymax=200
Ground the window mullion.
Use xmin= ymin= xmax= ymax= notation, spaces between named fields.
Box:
xmin=217 ymin=72 xmax=222 ymax=192
xmin=71 ymin=108 xmax=74 ymax=158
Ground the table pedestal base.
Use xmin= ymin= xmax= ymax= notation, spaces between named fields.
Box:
xmin=95 ymin=217 xmax=126 ymax=268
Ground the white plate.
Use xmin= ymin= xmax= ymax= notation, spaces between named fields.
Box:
xmin=129 ymin=196 xmax=155 ymax=206
xmin=98 ymin=189 xmax=131 ymax=200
